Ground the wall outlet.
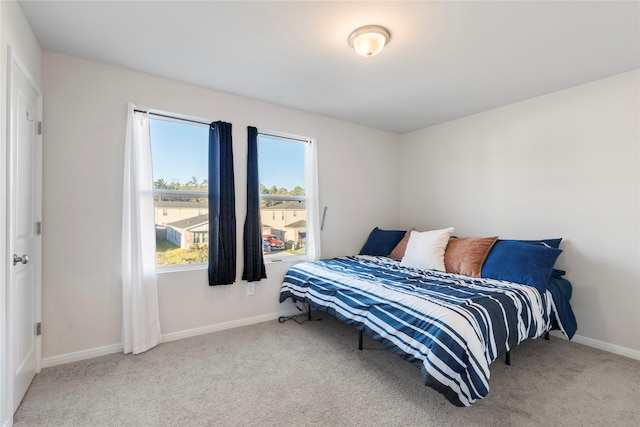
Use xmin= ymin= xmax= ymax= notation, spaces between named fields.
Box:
xmin=246 ymin=283 xmax=255 ymax=295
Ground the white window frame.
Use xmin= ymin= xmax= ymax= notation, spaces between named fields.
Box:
xmin=258 ymin=130 xmax=313 ymax=263
xmin=147 ymin=109 xmax=212 ymax=273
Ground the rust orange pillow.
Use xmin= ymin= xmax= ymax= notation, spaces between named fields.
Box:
xmin=388 ymin=229 xmax=414 ymax=260
xmin=444 ymin=236 xmax=498 ymax=277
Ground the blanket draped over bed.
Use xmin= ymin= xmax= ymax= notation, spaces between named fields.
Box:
xmin=279 ymin=255 xmax=573 ymax=406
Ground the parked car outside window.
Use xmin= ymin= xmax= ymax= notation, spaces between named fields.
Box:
xmin=263 ymin=234 xmax=285 ymax=250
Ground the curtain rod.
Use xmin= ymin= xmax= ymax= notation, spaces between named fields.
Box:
xmin=133 ymin=108 xmax=211 ymax=126
xmin=133 ymin=109 xmax=311 ymax=143
xmin=258 ymin=130 xmax=311 ymax=144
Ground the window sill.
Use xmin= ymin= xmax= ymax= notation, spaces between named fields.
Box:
xmin=264 ymin=256 xmax=307 ymax=264
xmin=156 ymin=263 xmax=207 ymax=274
xmin=155 ymin=256 xmax=307 ymax=275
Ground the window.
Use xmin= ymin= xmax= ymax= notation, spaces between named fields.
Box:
xmin=258 ymin=132 xmax=308 ymax=260
xmin=149 ymin=114 xmax=209 ymax=267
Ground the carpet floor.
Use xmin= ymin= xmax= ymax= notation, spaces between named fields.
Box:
xmin=13 ymin=313 xmax=640 ymax=426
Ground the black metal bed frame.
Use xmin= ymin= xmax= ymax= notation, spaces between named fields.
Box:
xmin=305 ymin=306 xmax=550 ymax=366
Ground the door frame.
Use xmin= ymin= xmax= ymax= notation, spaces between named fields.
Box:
xmin=2 ymin=45 xmax=43 ymax=422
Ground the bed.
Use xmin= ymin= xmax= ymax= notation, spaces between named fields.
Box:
xmin=279 ymin=229 xmax=577 ymax=407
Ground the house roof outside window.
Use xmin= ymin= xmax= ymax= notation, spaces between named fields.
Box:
xmin=167 ymin=214 xmax=209 ymax=232
xmin=286 ymin=220 xmax=306 ymax=228
xmin=262 ymin=201 xmax=306 ymax=210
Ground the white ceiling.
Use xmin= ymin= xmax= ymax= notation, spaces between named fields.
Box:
xmin=18 ymin=1 xmax=640 ymax=134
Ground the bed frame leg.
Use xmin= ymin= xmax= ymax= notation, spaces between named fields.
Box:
xmin=505 ymin=350 xmax=511 ymax=366
xmin=358 ymin=330 xmax=363 ymax=350
xmin=545 ymin=332 xmax=550 ymax=340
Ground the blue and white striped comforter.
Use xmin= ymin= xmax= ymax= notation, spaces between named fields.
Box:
xmin=280 ymin=255 xmax=562 ymax=406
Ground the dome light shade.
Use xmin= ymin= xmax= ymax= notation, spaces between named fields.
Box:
xmin=349 ymin=25 xmax=390 ymax=58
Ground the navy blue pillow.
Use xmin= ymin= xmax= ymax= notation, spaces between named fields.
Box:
xmin=481 ymin=240 xmax=562 ymax=292
xmin=517 ymin=238 xmax=562 ymax=249
xmin=359 ymin=227 xmax=406 ymax=256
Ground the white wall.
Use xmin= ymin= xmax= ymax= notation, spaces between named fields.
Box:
xmin=1 ymin=1 xmax=42 ymax=425
xmin=40 ymin=52 xmax=400 ymax=361
xmin=399 ymin=70 xmax=640 ymax=355
xmin=30 ymin=16 xmax=640 ymax=372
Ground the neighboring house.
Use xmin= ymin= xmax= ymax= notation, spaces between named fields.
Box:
xmin=157 ymin=201 xmax=307 ymax=250
xmin=165 ymin=214 xmax=209 ymax=250
xmin=261 ymin=201 xmax=306 ymax=244
xmin=155 ymin=201 xmax=208 ymax=226
xmin=284 ymin=219 xmax=307 ymax=247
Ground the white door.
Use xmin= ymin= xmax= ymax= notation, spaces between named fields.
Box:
xmin=8 ymin=51 xmax=42 ymax=413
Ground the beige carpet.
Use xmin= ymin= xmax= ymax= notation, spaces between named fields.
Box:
xmin=14 ymin=313 xmax=640 ymax=426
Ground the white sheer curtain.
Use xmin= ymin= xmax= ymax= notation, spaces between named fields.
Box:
xmin=121 ymin=103 xmax=161 ymax=354
xmin=305 ymin=138 xmax=321 ymax=262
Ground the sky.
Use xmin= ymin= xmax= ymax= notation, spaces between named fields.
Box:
xmin=149 ymin=118 xmax=305 ymax=190
xmin=258 ymin=136 xmax=305 ymax=190
xmin=150 ymin=118 xmax=208 ymax=185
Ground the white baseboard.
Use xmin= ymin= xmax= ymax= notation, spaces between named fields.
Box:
xmin=550 ymin=331 xmax=640 ymax=360
xmin=41 ymin=343 xmax=123 ymax=369
xmin=40 ymin=311 xmax=297 ymax=369
xmin=47 ymin=310 xmax=640 ymax=370
xmin=571 ymin=334 xmax=640 ymax=360
xmin=160 ymin=311 xmax=289 ymax=343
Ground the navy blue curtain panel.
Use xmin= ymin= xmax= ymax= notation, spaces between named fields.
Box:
xmin=242 ymin=127 xmax=267 ymax=282
xmin=208 ymin=121 xmax=236 ymax=286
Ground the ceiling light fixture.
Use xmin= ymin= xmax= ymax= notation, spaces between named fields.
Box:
xmin=348 ymin=25 xmax=390 ymax=58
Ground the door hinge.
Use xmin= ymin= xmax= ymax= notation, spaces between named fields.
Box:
xmin=36 ymin=121 xmax=42 ymax=135
xmin=36 ymin=322 xmax=41 ymax=336
xmin=36 ymin=221 xmax=42 ymax=235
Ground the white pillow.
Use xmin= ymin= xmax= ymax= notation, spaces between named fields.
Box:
xmin=400 ymin=228 xmax=454 ymax=272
